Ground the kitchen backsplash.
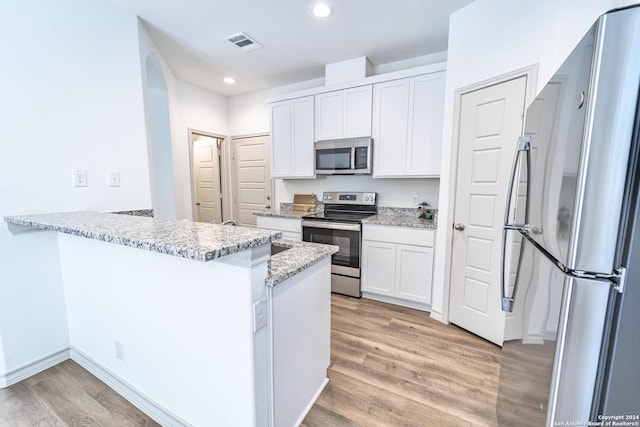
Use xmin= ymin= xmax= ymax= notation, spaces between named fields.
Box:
xmin=274 ymin=176 xmax=439 ymax=208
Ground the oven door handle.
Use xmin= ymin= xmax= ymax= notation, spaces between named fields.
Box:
xmin=302 ymin=220 xmax=361 ymax=232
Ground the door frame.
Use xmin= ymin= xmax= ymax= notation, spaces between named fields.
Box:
xmin=440 ymin=65 xmax=539 ymax=324
xmin=187 ymin=128 xmax=231 ymax=222
xmin=230 ymin=132 xmax=274 ymax=224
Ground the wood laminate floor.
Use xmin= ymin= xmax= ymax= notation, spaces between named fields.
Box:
xmin=0 ymin=359 xmax=159 ymax=426
xmin=301 ymin=295 xmax=502 ymax=426
xmin=0 ymin=295 xmax=502 ymax=426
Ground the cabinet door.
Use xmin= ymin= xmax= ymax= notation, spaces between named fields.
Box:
xmin=270 ymin=101 xmax=293 ymax=177
xmin=372 ymin=79 xmax=410 ymax=177
xmin=361 ymin=240 xmax=396 ymax=296
xmin=291 ymin=97 xmax=315 ymax=177
xmin=396 ymin=244 xmax=433 ymax=304
xmin=406 ymin=72 xmax=445 ymax=176
xmin=343 ymin=86 xmax=372 ymax=138
xmin=315 ymin=91 xmax=343 ymax=141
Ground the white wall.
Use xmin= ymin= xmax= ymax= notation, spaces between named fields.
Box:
xmin=0 ymin=1 xmax=152 ymax=378
xmin=59 ymin=234 xmax=269 ymax=425
xmin=228 ymin=90 xmax=271 ymax=137
xmin=432 ymin=0 xmax=632 ymax=319
xmin=138 ymin=24 xmax=229 ymax=220
xmin=173 ymin=80 xmax=228 ymax=219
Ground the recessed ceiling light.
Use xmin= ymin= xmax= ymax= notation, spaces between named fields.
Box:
xmin=223 ymin=77 xmax=236 ymax=84
xmin=312 ymin=3 xmax=333 ymax=18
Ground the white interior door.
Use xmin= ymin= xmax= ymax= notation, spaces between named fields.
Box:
xmin=449 ymin=76 xmax=527 ymax=346
xmin=193 ymin=135 xmax=223 ymax=223
xmin=232 ymin=134 xmax=273 ymax=227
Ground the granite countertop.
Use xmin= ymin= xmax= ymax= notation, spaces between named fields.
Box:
xmin=267 ymin=239 xmax=338 ymax=287
xmin=255 ymin=209 xmax=310 ymax=219
xmin=4 ymin=211 xmax=281 ymax=262
xmin=362 ymin=207 xmax=438 ymax=229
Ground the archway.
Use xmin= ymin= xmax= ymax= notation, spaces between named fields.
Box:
xmin=144 ymin=54 xmax=176 ymax=218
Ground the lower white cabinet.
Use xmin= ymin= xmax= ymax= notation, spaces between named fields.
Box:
xmin=256 ymin=215 xmax=302 ymax=241
xmin=361 ymin=224 xmax=435 ymax=309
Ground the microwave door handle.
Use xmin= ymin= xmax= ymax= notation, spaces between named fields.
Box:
xmin=351 ymin=147 xmax=356 ymax=170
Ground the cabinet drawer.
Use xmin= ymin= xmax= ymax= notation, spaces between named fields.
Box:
xmin=256 ymin=216 xmax=302 ymax=233
xmin=363 ymin=224 xmax=434 ymax=247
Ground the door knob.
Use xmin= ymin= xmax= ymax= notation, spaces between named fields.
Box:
xmin=195 ymin=202 xmax=201 ymax=206
xmin=265 ymin=205 xmax=271 ymax=209
xmin=454 ymin=223 xmax=465 ymax=231
xmin=266 ymin=196 xmax=271 ymax=201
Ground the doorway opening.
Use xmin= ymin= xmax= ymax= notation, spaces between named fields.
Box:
xmin=188 ymin=130 xmax=229 ymax=223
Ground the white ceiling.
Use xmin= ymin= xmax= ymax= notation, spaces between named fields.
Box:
xmin=108 ymin=0 xmax=476 ymax=96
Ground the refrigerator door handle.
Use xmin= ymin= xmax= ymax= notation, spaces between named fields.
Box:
xmin=503 ymin=135 xmax=531 ymax=229
xmin=501 ymin=135 xmax=531 ymax=313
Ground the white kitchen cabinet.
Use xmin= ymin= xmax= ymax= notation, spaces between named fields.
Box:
xmin=270 ymin=96 xmax=314 ymax=178
xmin=314 ymin=86 xmax=372 ymax=141
xmin=361 ymin=224 xmax=435 ymax=309
xmin=256 ymin=215 xmax=302 ymax=241
xmin=360 ymin=240 xmax=396 ymax=296
xmin=372 ymin=72 xmax=445 ymax=177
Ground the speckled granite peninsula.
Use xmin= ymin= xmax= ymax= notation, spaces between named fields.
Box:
xmin=4 ymin=210 xmax=336 ymax=425
xmin=4 ymin=211 xmax=281 ymax=262
xmin=268 ymin=239 xmax=338 ymax=286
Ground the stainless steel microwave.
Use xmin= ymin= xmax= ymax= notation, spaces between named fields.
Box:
xmin=314 ymin=137 xmax=372 ymax=175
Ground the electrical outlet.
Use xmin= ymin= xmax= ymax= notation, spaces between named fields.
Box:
xmin=411 ymin=194 xmax=419 ymax=205
xmin=253 ymin=298 xmax=267 ymax=332
xmin=115 ymin=341 xmax=125 ymax=361
xmin=108 ymin=170 xmax=121 ymax=187
xmin=72 ymin=170 xmax=88 ymax=187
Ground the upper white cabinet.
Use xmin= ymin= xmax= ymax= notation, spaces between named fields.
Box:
xmin=314 ymin=85 xmax=372 ymax=141
xmin=270 ymin=96 xmax=315 ymax=178
xmin=372 ymin=72 xmax=445 ymax=177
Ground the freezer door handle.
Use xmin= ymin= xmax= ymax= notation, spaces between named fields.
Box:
xmin=500 ymin=228 xmax=527 ymax=312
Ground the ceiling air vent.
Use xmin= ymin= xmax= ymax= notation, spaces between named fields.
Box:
xmin=224 ymin=32 xmax=263 ymax=52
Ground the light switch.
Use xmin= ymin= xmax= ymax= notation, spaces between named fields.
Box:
xmin=108 ymin=170 xmax=121 ymax=187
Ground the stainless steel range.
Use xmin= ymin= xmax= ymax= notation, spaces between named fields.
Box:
xmin=301 ymin=192 xmax=377 ymax=297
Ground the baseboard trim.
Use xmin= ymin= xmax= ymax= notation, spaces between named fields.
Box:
xmin=0 ymin=348 xmax=70 ymax=388
xmin=429 ymin=310 xmax=448 ymax=324
xmin=70 ymin=348 xmax=192 ymax=427
xmin=361 ymin=292 xmax=431 ymax=312
xmin=293 ymin=377 xmax=329 ymax=427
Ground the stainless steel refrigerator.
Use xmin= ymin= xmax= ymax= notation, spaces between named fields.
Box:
xmin=497 ymin=5 xmax=640 ymax=426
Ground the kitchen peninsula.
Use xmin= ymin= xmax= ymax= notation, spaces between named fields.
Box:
xmin=4 ymin=211 xmax=337 ymax=427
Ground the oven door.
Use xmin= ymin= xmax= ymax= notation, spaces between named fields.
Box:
xmin=301 ymin=220 xmax=361 ymax=275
